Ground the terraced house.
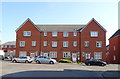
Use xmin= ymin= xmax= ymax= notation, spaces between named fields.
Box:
xmin=16 ymin=18 xmax=106 ymax=62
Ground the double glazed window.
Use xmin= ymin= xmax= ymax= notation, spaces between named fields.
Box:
xmin=63 ymin=41 xmax=68 ymax=47
xmin=84 ymin=41 xmax=89 ymax=47
xmin=50 ymin=52 xmax=57 ymax=58
xmin=73 ymin=41 xmax=77 ymax=47
xmin=73 ymin=32 xmax=77 ymax=36
xmin=23 ymin=31 xmax=31 ymax=36
xmin=20 ymin=41 xmax=25 ymax=47
xmin=96 ymin=41 xmax=102 ymax=48
xmin=52 ymin=41 xmax=57 ymax=47
xmin=63 ymin=52 xmax=70 ymax=58
xmin=52 ymin=32 xmax=57 ymax=37
xmin=94 ymin=52 xmax=102 ymax=59
xmin=44 ymin=41 xmax=47 ymax=46
xmin=32 ymin=41 xmax=36 ymax=46
xmin=44 ymin=32 xmax=47 ymax=36
xmin=63 ymin=32 xmax=69 ymax=37
xmin=90 ymin=31 xmax=98 ymax=37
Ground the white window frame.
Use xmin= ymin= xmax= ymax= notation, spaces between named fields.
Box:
xmin=43 ymin=41 xmax=47 ymax=46
xmin=90 ymin=31 xmax=98 ymax=37
xmin=84 ymin=41 xmax=89 ymax=47
xmin=52 ymin=41 xmax=57 ymax=47
xmin=73 ymin=41 xmax=77 ymax=47
xmin=63 ymin=52 xmax=70 ymax=58
xmin=63 ymin=41 xmax=68 ymax=47
xmin=32 ymin=41 xmax=36 ymax=46
xmin=96 ymin=41 xmax=102 ymax=48
xmin=73 ymin=32 xmax=77 ymax=36
xmin=50 ymin=52 xmax=57 ymax=58
xmin=44 ymin=32 xmax=47 ymax=36
xmin=20 ymin=41 xmax=25 ymax=47
xmin=63 ymin=32 xmax=69 ymax=37
xmin=23 ymin=31 xmax=31 ymax=36
xmin=19 ymin=51 xmax=27 ymax=57
xmin=94 ymin=52 xmax=102 ymax=59
xmin=52 ymin=32 xmax=57 ymax=37
xmin=85 ymin=53 xmax=90 ymax=59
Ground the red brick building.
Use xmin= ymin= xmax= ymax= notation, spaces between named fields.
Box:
xmin=16 ymin=18 xmax=106 ymax=62
xmin=107 ymin=29 xmax=120 ymax=64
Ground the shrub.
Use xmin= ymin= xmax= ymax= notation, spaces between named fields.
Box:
xmin=59 ymin=59 xmax=72 ymax=63
xmin=77 ymin=61 xmax=83 ymax=64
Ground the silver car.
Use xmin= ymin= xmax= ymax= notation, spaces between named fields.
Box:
xmin=36 ymin=56 xmax=57 ymax=64
xmin=12 ymin=56 xmax=33 ymax=63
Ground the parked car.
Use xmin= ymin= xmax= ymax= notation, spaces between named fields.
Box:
xmin=85 ymin=59 xmax=107 ymax=66
xmin=35 ymin=56 xmax=57 ymax=64
xmin=12 ymin=56 xmax=33 ymax=63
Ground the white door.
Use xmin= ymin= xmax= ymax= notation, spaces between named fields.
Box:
xmin=30 ymin=53 xmax=35 ymax=60
xmin=85 ymin=53 xmax=90 ymax=59
xmin=43 ymin=53 xmax=48 ymax=57
xmin=72 ymin=53 xmax=77 ymax=62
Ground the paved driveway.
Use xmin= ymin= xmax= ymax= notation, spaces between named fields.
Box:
xmin=1 ymin=60 xmax=120 ymax=78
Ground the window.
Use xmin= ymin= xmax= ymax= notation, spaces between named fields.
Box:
xmin=91 ymin=31 xmax=98 ymax=37
xmin=63 ymin=41 xmax=68 ymax=47
xmin=32 ymin=41 xmax=36 ymax=46
xmin=20 ymin=41 xmax=25 ymax=47
xmin=84 ymin=41 xmax=89 ymax=47
xmin=73 ymin=41 xmax=77 ymax=47
xmin=50 ymin=52 xmax=57 ymax=58
xmin=96 ymin=41 xmax=102 ymax=48
xmin=63 ymin=32 xmax=69 ymax=37
xmin=19 ymin=51 xmax=27 ymax=57
xmin=113 ymin=55 xmax=116 ymax=60
xmin=52 ymin=32 xmax=57 ymax=37
xmin=73 ymin=32 xmax=77 ymax=36
xmin=52 ymin=41 xmax=57 ymax=47
xmin=44 ymin=32 xmax=47 ymax=36
xmin=85 ymin=53 xmax=90 ymax=59
xmin=23 ymin=31 xmax=31 ymax=36
xmin=94 ymin=52 xmax=102 ymax=59
xmin=43 ymin=41 xmax=47 ymax=46
xmin=63 ymin=52 xmax=70 ymax=58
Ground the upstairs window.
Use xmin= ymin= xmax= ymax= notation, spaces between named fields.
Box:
xmin=63 ymin=32 xmax=69 ymax=37
xmin=32 ymin=41 xmax=36 ymax=46
xmin=90 ymin=31 xmax=98 ymax=37
xmin=73 ymin=41 xmax=77 ymax=47
xmin=63 ymin=41 xmax=68 ymax=47
xmin=20 ymin=41 xmax=25 ymax=47
xmin=23 ymin=31 xmax=31 ymax=36
xmin=52 ymin=32 xmax=57 ymax=37
xmin=73 ymin=32 xmax=77 ymax=36
xmin=43 ymin=41 xmax=47 ymax=46
xmin=52 ymin=41 xmax=57 ymax=47
xmin=84 ymin=41 xmax=89 ymax=47
xmin=96 ymin=41 xmax=102 ymax=48
xmin=44 ymin=32 xmax=47 ymax=36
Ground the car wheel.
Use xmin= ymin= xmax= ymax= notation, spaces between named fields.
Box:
xmin=87 ymin=63 xmax=91 ymax=66
xmin=49 ymin=61 xmax=54 ymax=64
xmin=101 ymin=63 xmax=105 ymax=66
xmin=25 ymin=60 xmax=29 ymax=63
xmin=12 ymin=60 xmax=17 ymax=63
xmin=36 ymin=60 xmax=40 ymax=64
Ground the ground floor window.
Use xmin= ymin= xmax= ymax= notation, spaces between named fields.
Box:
xmin=94 ymin=52 xmax=102 ymax=59
xmin=63 ymin=52 xmax=70 ymax=58
xmin=85 ymin=53 xmax=90 ymax=59
xmin=19 ymin=51 xmax=27 ymax=57
xmin=50 ymin=52 xmax=57 ymax=58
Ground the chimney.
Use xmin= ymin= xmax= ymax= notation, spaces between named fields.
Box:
xmin=118 ymin=1 xmax=120 ymax=29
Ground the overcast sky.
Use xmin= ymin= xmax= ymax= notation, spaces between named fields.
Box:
xmin=0 ymin=1 xmax=119 ymax=45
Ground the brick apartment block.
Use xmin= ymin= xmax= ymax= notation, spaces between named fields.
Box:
xmin=15 ymin=18 xmax=106 ymax=62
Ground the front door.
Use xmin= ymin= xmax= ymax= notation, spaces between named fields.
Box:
xmin=72 ymin=53 xmax=77 ymax=62
xmin=43 ymin=53 xmax=48 ymax=57
xmin=85 ymin=53 xmax=90 ymax=59
xmin=30 ymin=53 xmax=35 ymax=60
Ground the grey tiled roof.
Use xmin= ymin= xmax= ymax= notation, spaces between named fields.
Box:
xmin=109 ymin=29 xmax=120 ymax=39
xmin=1 ymin=41 xmax=16 ymax=45
xmin=36 ymin=25 xmax=85 ymax=32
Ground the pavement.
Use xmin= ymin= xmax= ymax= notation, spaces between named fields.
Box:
xmin=1 ymin=60 xmax=120 ymax=79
